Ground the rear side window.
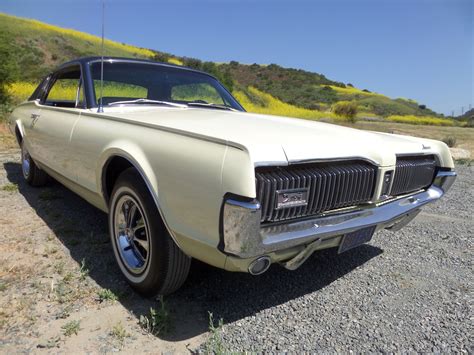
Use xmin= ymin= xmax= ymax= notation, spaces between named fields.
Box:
xmin=44 ymin=66 xmax=82 ymax=108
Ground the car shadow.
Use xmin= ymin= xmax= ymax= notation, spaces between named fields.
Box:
xmin=4 ymin=161 xmax=383 ymax=342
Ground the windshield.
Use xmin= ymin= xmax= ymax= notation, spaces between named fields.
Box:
xmin=89 ymin=61 xmax=244 ymax=111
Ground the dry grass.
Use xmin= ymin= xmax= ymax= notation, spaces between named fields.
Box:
xmin=345 ymin=121 xmax=474 ymax=157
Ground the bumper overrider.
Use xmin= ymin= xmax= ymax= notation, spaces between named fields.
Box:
xmin=222 ymin=170 xmax=456 ymax=272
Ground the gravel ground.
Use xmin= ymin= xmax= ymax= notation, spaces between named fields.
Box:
xmin=199 ymin=164 xmax=473 ymax=353
xmin=0 ymin=140 xmax=472 ymax=353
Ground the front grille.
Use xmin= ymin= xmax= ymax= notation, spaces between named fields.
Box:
xmin=391 ymin=155 xmax=436 ymax=196
xmin=255 ymin=161 xmax=377 ymax=223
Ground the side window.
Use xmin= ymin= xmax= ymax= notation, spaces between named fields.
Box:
xmin=171 ymin=83 xmax=224 ymax=104
xmin=94 ymin=81 xmax=147 ymax=105
xmin=44 ymin=66 xmax=82 ymax=108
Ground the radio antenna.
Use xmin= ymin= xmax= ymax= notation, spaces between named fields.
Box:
xmin=98 ymin=0 xmax=105 ymax=113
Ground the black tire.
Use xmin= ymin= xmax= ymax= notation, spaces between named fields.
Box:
xmin=108 ymin=168 xmax=191 ymax=296
xmin=21 ymin=141 xmax=48 ymax=186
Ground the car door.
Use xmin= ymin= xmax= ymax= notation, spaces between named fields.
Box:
xmin=29 ymin=64 xmax=85 ymax=182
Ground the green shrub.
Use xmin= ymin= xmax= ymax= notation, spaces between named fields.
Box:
xmin=332 ymin=101 xmax=358 ymax=122
xmin=442 ymin=136 xmax=457 ymax=147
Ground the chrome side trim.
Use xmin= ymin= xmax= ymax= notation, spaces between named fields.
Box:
xmin=222 ymin=170 xmax=456 ymax=259
xmin=288 ymin=156 xmax=380 ymax=167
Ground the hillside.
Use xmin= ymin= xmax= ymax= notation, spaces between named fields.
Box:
xmin=0 ymin=13 xmax=449 ymax=123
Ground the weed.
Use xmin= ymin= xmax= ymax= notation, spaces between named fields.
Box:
xmin=54 ymin=261 xmax=65 ymax=275
xmin=204 ymin=312 xmax=226 ymax=354
xmin=54 ymin=280 xmax=72 ymax=304
xmin=55 ymin=305 xmax=71 ymax=319
xmin=49 ymin=211 xmax=62 ymax=219
xmin=442 ymin=136 xmax=457 ymax=147
xmin=56 ymin=225 xmax=77 ymax=236
xmin=30 ymin=279 xmax=42 ymax=290
xmin=38 ymin=189 xmax=62 ymax=201
xmin=1 ymin=183 xmax=18 ymax=192
xmin=68 ymin=238 xmax=81 ymax=246
xmin=62 ymin=272 xmax=74 ymax=283
xmin=45 ymin=245 xmax=58 ymax=255
xmin=79 ymin=258 xmax=89 ymax=280
xmin=97 ymin=288 xmax=118 ymax=302
xmin=454 ymin=158 xmax=472 ymax=166
xmin=109 ymin=322 xmax=130 ymax=344
xmin=0 ymin=281 xmax=7 ymax=292
xmin=138 ymin=296 xmax=172 ymax=336
xmin=37 ymin=336 xmax=61 ymax=349
xmin=61 ymin=320 xmax=81 ymax=336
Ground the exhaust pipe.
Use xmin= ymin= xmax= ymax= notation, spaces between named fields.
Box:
xmin=248 ymin=256 xmax=271 ymax=275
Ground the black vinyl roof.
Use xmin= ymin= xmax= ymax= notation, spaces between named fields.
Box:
xmin=58 ymin=56 xmax=210 ymax=77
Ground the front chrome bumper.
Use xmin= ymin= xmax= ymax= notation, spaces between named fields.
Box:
xmin=222 ymin=170 xmax=456 ymax=259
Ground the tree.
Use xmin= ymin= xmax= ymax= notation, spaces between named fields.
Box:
xmin=0 ymin=34 xmax=19 ymax=105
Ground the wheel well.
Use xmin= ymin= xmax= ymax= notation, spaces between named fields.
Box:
xmin=102 ymin=156 xmax=134 ymax=204
xmin=15 ymin=125 xmax=22 ymax=144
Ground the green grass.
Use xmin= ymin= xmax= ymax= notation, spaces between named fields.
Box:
xmin=0 ymin=12 xmax=154 ymax=82
xmin=97 ymin=289 xmax=118 ymax=302
xmin=1 ymin=183 xmax=18 ymax=192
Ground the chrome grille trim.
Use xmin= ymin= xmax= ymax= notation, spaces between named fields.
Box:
xmin=391 ymin=155 xmax=436 ymax=196
xmin=255 ymin=161 xmax=377 ymax=223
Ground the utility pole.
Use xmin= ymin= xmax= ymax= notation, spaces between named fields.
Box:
xmin=461 ymin=106 xmax=464 ymax=115
xmin=452 ymin=110 xmax=455 ymax=118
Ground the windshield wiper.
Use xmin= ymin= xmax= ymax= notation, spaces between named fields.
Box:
xmin=187 ymin=102 xmax=237 ymax=111
xmin=108 ymin=98 xmax=187 ymax=108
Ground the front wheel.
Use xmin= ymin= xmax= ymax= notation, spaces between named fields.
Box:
xmin=21 ymin=142 xmax=48 ymax=186
xmin=108 ymin=168 xmax=191 ymax=296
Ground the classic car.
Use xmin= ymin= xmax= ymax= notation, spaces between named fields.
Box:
xmin=9 ymin=57 xmax=457 ymax=296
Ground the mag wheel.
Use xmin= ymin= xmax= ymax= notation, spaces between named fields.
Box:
xmin=109 ymin=168 xmax=191 ymax=296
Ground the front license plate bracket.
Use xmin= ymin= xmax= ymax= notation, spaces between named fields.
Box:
xmin=338 ymin=226 xmax=376 ymax=254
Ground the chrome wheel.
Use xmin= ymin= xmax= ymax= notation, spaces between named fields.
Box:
xmin=22 ymin=145 xmax=31 ymax=179
xmin=114 ymin=195 xmax=150 ymax=275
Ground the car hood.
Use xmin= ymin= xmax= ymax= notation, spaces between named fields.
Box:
xmin=104 ymin=107 xmax=448 ymax=167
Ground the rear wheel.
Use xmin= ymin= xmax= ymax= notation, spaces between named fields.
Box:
xmin=21 ymin=142 xmax=48 ymax=186
xmin=108 ymin=168 xmax=191 ymax=296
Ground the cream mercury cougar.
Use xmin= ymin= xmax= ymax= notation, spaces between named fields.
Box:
xmin=9 ymin=57 xmax=457 ymax=296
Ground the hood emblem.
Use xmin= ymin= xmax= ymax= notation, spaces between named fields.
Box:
xmin=422 ymin=144 xmax=431 ymax=150
xmin=275 ymin=188 xmax=309 ymax=210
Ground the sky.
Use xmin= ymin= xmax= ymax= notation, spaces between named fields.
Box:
xmin=0 ymin=0 xmax=472 ymax=115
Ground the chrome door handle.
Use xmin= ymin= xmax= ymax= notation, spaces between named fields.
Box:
xmin=31 ymin=113 xmax=40 ymax=119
